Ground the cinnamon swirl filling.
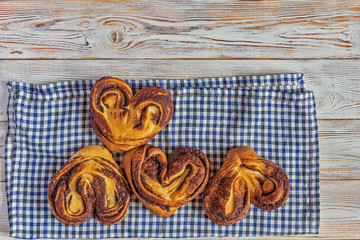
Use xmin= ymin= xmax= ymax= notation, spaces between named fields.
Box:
xmin=123 ymin=145 xmax=210 ymax=217
xmin=48 ymin=145 xmax=130 ymax=226
xmin=90 ymin=77 xmax=174 ymax=152
xmin=203 ymin=146 xmax=290 ymax=225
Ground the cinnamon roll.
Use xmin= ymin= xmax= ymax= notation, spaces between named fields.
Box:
xmin=90 ymin=77 xmax=174 ymax=152
xmin=203 ymin=146 xmax=290 ymax=225
xmin=48 ymin=145 xmax=130 ymax=226
xmin=123 ymin=145 xmax=210 ymax=217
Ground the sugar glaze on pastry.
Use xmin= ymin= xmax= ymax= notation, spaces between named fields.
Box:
xmin=203 ymin=146 xmax=290 ymax=226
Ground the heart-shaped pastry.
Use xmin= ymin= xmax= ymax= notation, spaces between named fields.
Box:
xmin=203 ymin=146 xmax=290 ymax=225
xmin=123 ymin=145 xmax=210 ymax=217
xmin=48 ymin=145 xmax=130 ymax=226
xmin=90 ymin=77 xmax=174 ymax=152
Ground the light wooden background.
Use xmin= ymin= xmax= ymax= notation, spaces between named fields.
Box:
xmin=0 ymin=0 xmax=359 ymax=239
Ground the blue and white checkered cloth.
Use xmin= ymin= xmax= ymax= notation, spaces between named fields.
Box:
xmin=5 ymin=74 xmax=320 ymax=238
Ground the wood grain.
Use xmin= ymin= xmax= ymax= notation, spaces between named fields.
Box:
xmin=0 ymin=180 xmax=359 ymax=238
xmin=0 ymin=81 xmax=9 ymax=122
xmin=1 ymin=0 xmax=359 ymax=238
xmin=0 ymin=60 xmax=359 ymax=120
xmin=318 ymin=120 xmax=360 ymax=180
xmin=0 ymin=0 xmax=359 ymax=59
xmin=0 ymin=182 xmax=8 ymax=237
xmin=0 ymin=121 xmax=5 ymax=183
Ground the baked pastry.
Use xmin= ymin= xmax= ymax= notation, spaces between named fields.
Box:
xmin=203 ymin=146 xmax=290 ymax=226
xmin=90 ymin=77 xmax=174 ymax=152
xmin=48 ymin=145 xmax=130 ymax=226
xmin=122 ymin=145 xmax=210 ymax=217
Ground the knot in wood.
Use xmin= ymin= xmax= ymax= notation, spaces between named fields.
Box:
xmin=108 ymin=30 xmax=124 ymax=43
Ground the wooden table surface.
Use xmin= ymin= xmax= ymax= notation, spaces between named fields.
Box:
xmin=0 ymin=0 xmax=359 ymax=239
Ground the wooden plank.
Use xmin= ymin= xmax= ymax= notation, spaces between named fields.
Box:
xmin=0 ymin=119 xmax=359 ymax=182
xmin=0 ymin=0 xmax=359 ymax=59
xmin=0 ymin=59 xmax=359 ymax=120
xmin=0 ymin=161 xmax=3 ymax=183
xmin=0 ymin=180 xmax=359 ymax=239
xmin=0 ymin=81 xmax=9 ymax=122
xmin=318 ymin=120 xmax=360 ymax=180
xmin=319 ymin=180 xmax=360 ymax=239
xmin=0 ymin=121 xmax=5 ymax=183
xmin=0 ymin=182 xmax=8 ymax=237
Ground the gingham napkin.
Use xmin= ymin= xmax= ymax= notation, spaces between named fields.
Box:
xmin=5 ymin=74 xmax=320 ymax=239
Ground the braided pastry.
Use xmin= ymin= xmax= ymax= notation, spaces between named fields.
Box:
xmin=123 ymin=145 xmax=210 ymax=217
xmin=203 ymin=146 xmax=290 ymax=225
xmin=48 ymin=145 xmax=130 ymax=226
xmin=90 ymin=77 xmax=174 ymax=152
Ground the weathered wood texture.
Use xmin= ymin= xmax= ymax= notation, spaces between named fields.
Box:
xmin=0 ymin=121 xmax=5 ymax=183
xmin=1 ymin=0 xmax=359 ymax=238
xmin=0 ymin=181 xmax=359 ymax=239
xmin=0 ymin=0 xmax=359 ymax=59
xmin=1 ymin=119 xmax=359 ymax=182
xmin=318 ymin=120 xmax=360 ymax=180
xmin=0 ymin=183 xmax=9 ymax=237
xmin=0 ymin=60 xmax=359 ymax=120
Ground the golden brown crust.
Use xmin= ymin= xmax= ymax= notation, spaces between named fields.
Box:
xmin=123 ymin=145 xmax=210 ymax=217
xmin=47 ymin=145 xmax=130 ymax=226
xmin=202 ymin=146 xmax=290 ymax=226
xmin=90 ymin=77 xmax=174 ymax=152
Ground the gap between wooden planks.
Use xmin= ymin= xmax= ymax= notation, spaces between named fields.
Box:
xmin=0 ymin=59 xmax=359 ymax=120
xmin=0 ymin=119 xmax=359 ymax=182
xmin=0 ymin=181 xmax=359 ymax=239
xmin=0 ymin=0 xmax=359 ymax=59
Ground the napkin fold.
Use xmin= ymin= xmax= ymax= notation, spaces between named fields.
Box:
xmin=5 ymin=74 xmax=319 ymax=238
